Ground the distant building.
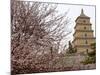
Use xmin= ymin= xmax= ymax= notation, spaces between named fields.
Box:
xmin=73 ymin=9 xmax=95 ymax=53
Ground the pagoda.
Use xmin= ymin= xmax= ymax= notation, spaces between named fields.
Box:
xmin=73 ymin=9 xmax=95 ymax=53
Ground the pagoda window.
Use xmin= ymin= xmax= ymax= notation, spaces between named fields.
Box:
xmin=85 ymin=33 xmax=87 ymax=37
xmin=83 ymin=20 xmax=86 ymax=23
xmin=84 ymin=27 xmax=86 ymax=29
xmin=85 ymin=40 xmax=88 ymax=44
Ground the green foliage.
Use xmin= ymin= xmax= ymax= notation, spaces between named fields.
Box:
xmin=87 ymin=50 xmax=96 ymax=57
xmin=91 ymin=43 xmax=96 ymax=50
xmin=81 ymin=43 xmax=96 ymax=65
xmin=68 ymin=41 xmax=77 ymax=54
xmin=81 ymin=56 xmax=96 ymax=65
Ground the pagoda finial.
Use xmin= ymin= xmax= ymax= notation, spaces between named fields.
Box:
xmin=81 ymin=9 xmax=84 ymax=15
xmin=81 ymin=9 xmax=84 ymax=14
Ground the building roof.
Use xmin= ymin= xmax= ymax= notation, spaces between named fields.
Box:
xmin=75 ymin=9 xmax=90 ymax=22
xmin=79 ymin=9 xmax=90 ymax=18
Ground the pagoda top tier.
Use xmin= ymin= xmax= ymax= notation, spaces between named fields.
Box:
xmin=75 ymin=9 xmax=90 ymax=22
xmin=79 ymin=9 xmax=90 ymax=18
